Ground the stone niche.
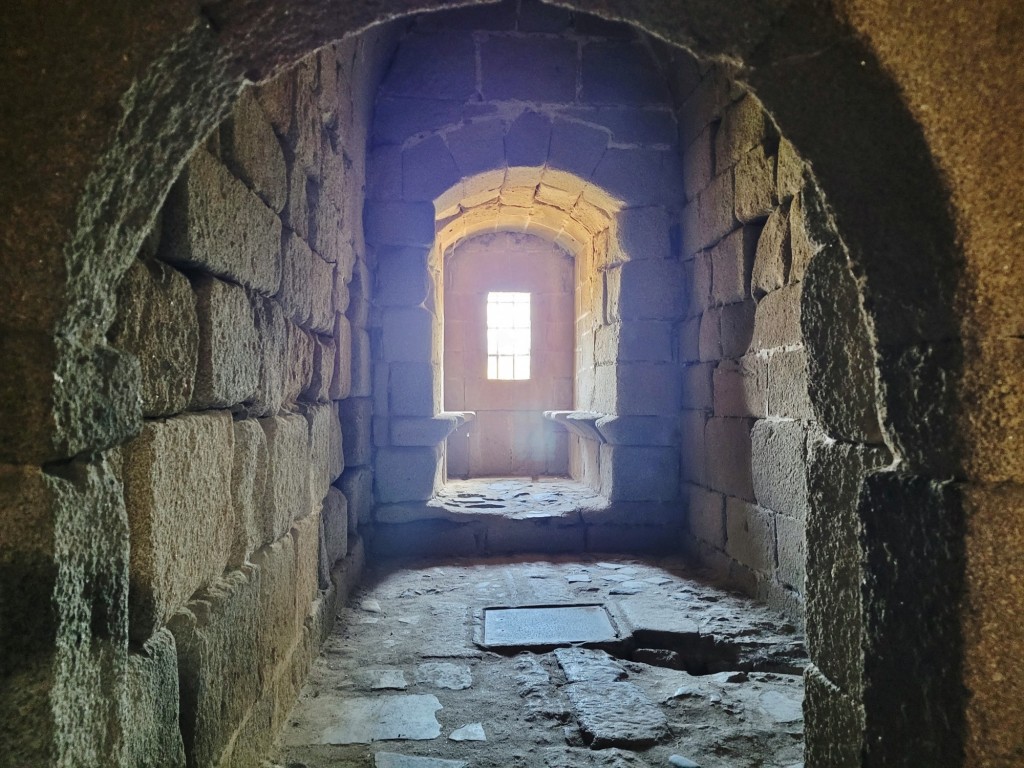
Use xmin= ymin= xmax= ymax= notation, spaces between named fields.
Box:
xmin=365 ymin=4 xmax=688 ymax=549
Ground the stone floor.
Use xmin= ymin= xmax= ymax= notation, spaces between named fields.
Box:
xmin=271 ymin=554 xmax=806 ymax=768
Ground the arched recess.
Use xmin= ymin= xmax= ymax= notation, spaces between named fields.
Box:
xmin=369 ymin=160 xmax=685 ymax=508
xmin=2 ymin=0 xmax=985 ymax=766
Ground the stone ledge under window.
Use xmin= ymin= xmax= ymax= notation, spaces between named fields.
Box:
xmin=390 ymin=411 xmax=476 ymax=446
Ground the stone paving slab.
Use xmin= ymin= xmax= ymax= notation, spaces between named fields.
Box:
xmin=565 ymin=680 xmax=669 ymax=748
xmin=282 ymin=694 xmax=442 ymax=744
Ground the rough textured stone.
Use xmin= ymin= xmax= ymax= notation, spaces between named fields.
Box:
xmin=752 ymin=282 xmax=802 ymax=351
xmin=710 ymin=226 xmax=757 ymax=305
xmin=278 ymin=231 xmax=315 ymax=327
xmin=720 ymin=299 xmax=756 ymax=359
xmin=767 ymin=347 xmax=815 ymax=420
xmin=163 ymin=150 xmax=282 ymax=295
xmin=122 ymin=412 xmax=234 ymax=642
xmin=775 ymin=512 xmax=805 ymax=592
xmin=375 ymin=446 xmax=442 ymax=504
xmin=250 ymin=295 xmax=290 ymax=416
xmin=788 ymin=184 xmax=834 ymax=283
xmin=713 ymin=356 xmax=766 ymax=418
xmin=306 ymin=334 xmax=336 ymax=403
xmin=260 ymin=414 xmax=311 ymax=541
xmin=110 ymin=258 xmax=198 ymax=417
xmin=802 ymin=245 xmax=884 ymax=443
xmin=751 ymin=419 xmax=809 ymax=519
xmin=123 ymin=629 xmax=186 ymax=768
xmin=341 ymin=466 xmax=375 ymax=527
xmin=565 ymin=681 xmax=669 ymax=749
xmin=191 ymin=275 xmax=260 ymax=408
xmin=687 ymin=484 xmax=726 ymax=549
xmin=804 ymin=664 xmax=863 ymax=768
xmin=751 ymin=203 xmax=790 ymax=298
xmin=221 ymin=88 xmax=287 ymax=213
xmin=705 ymin=417 xmax=754 ymax=501
xmin=231 ymin=419 xmax=270 ymax=564
xmin=599 ymin=445 xmax=678 ymax=501
xmin=380 ymin=31 xmax=476 ymax=100
xmin=322 ymin=487 xmax=349 ymax=567
xmin=330 ymin=313 xmax=354 ymax=400
xmin=169 ymin=567 xmax=262 ymax=768
xmin=734 ymin=144 xmax=777 ymax=223
xmin=481 ymin=36 xmax=576 ymax=102
xmin=305 ymin=403 xmax=344 ymax=508
xmin=725 ymin=497 xmax=775 ymax=574
xmin=339 ymin=397 xmax=373 ymax=467
xmin=715 ymin=95 xmax=770 ymax=171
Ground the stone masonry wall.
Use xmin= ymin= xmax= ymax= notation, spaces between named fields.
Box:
xmin=670 ymin=63 xmax=886 ymax=621
xmin=366 ymin=2 xmax=686 ymax=524
xmin=25 ymin=27 xmax=399 ymax=768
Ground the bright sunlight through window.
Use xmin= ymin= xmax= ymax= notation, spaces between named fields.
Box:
xmin=486 ymin=292 xmax=531 ymax=380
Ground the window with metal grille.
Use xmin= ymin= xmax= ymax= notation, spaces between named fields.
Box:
xmin=486 ymin=292 xmax=531 ymax=380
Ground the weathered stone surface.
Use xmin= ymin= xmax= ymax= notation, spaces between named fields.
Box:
xmin=751 ymin=204 xmax=790 ymax=298
xmin=403 ymin=134 xmax=461 ymax=202
xmin=122 ymin=412 xmax=234 ymax=642
xmin=725 ymin=497 xmax=775 ymax=574
xmin=788 ymin=185 xmax=833 ymax=283
xmin=293 ymin=510 xmax=322 ymax=627
xmin=683 ymin=123 xmax=714 ymax=202
xmin=322 ymin=487 xmax=349 ymax=567
xmin=306 ymin=333 xmax=336 ymax=403
xmin=776 ymin=137 xmax=804 ymax=202
xmin=375 ymin=247 xmax=431 ymax=307
xmin=260 ymin=414 xmax=311 ymax=541
xmin=805 ymin=437 xmax=890 ymax=698
xmin=163 ymin=149 xmax=282 ymax=294
xmin=720 ymin=299 xmax=756 ymax=359
xmin=339 ymin=397 xmax=373 ymax=467
xmin=249 ymin=535 xmax=296 ymax=680
xmin=341 ymin=466 xmax=374 ymax=527
xmin=565 ymin=681 xmax=668 ymax=748
xmin=554 ymin=648 xmax=627 ymax=684
xmin=364 ymin=201 xmax=436 ymax=247
xmin=221 ymin=88 xmax=287 ymax=213
xmin=775 ymin=513 xmax=805 ymax=591
xmin=710 ymin=226 xmax=756 ymax=305
xmin=123 ymin=629 xmax=186 ymax=768
xmin=231 ymin=418 xmax=270 ymax=564
xmin=734 ymin=144 xmax=777 ymax=223
xmin=696 ymin=172 xmax=736 ymax=250
xmin=375 ymin=446 xmax=442 ymax=504
xmin=592 ymin=148 xmax=684 ymax=207
xmin=678 ymin=411 xmax=708 ymax=485
xmin=110 ymin=258 xmax=198 ymax=417
xmin=859 ymin=474 xmax=966 ymax=767
xmin=309 ymin=253 xmax=335 ymax=334
xmin=350 ymin=327 xmax=372 ymax=398
xmin=767 ymin=347 xmax=815 ymax=420
xmin=687 ymin=484 xmax=726 ymax=549
xmin=802 ymin=244 xmax=884 ymax=443
xmin=481 ymin=36 xmax=576 ymax=102
xmin=752 ymin=282 xmax=802 ymax=351
xmin=191 ymin=275 xmax=260 ymax=408
xmin=608 ymin=260 xmax=683 ymax=321
xmin=305 ymin=403 xmax=344 ymax=504
xmin=681 ymin=362 xmax=714 ymax=410
xmin=382 ymin=306 xmax=435 ymax=362
xmin=169 ymin=567 xmax=262 ymax=768
xmin=249 ymin=295 xmax=290 ymax=416
xmin=330 ymin=313 xmax=353 ymax=401
xmin=277 ymin=230 xmax=315 ymax=327
xmin=751 ymin=419 xmax=809 ymax=519
xmin=0 ymin=457 xmax=128 ymax=766
xmin=389 ymin=362 xmax=438 ymax=417
xmin=803 ymin=664 xmax=863 ymax=768
xmin=715 ymin=95 xmax=770 ymax=171
xmin=713 ymin=356 xmax=766 ymax=418
xmin=599 ymin=445 xmax=678 ymax=501
xmin=705 ymin=417 xmax=754 ymax=502
xmin=381 ymin=31 xmax=476 ymax=100
xmin=580 ymin=41 xmax=669 ymax=105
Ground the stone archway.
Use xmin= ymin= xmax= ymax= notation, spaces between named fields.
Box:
xmin=4 ymin=0 xmax=1008 ymax=766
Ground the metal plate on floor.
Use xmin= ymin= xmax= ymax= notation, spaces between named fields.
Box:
xmin=479 ymin=604 xmax=618 ymax=649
